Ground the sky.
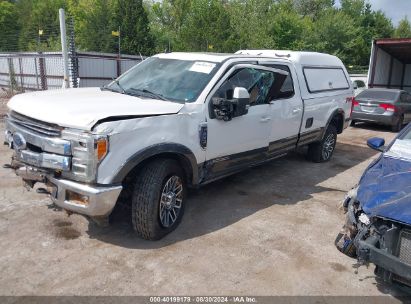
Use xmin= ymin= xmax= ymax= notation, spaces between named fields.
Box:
xmin=335 ymin=0 xmax=410 ymax=25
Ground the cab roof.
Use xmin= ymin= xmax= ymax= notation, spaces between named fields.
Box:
xmin=155 ymin=50 xmax=345 ymax=67
xmin=155 ymin=52 xmax=235 ymax=63
xmin=236 ymin=50 xmax=344 ymax=67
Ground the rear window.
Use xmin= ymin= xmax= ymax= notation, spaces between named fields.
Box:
xmin=303 ymin=67 xmax=349 ymax=93
xmin=357 ymin=90 xmax=398 ymax=100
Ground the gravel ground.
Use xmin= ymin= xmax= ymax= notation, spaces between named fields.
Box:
xmin=0 ymin=97 xmax=9 ymax=118
xmin=0 ymin=119 xmax=406 ymax=298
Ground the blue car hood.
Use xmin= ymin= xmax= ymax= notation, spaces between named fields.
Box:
xmin=357 ymin=155 xmax=411 ymax=224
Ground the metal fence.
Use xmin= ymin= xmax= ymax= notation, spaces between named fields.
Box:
xmin=0 ymin=51 xmax=144 ymax=98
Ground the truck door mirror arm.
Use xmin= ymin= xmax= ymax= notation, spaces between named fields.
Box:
xmin=212 ymin=87 xmax=250 ymax=121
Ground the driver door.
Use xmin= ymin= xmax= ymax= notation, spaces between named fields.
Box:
xmin=204 ymin=64 xmax=287 ymax=180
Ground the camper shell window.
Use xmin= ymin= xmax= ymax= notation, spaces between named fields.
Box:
xmin=303 ymin=67 xmax=350 ymax=93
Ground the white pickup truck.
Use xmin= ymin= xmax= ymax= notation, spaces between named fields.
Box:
xmin=4 ymin=50 xmax=353 ymax=240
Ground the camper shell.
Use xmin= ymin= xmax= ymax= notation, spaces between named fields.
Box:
xmin=236 ymin=50 xmax=352 ymax=99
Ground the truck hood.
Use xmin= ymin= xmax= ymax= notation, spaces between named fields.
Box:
xmin=7 ymin=88 xmax=184 ymax=130
xmin=358 ymin=155 xmax=411 ymax=225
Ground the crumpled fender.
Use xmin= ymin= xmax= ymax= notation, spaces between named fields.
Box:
xmin=357 ymin=155 xmax=411 ymax=224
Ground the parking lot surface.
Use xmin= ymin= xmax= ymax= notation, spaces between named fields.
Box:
xmin=0 ymin=120 xmax=404 ymax=296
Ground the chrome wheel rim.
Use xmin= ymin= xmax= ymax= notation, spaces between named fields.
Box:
xmin=322 ymin=133 xmax=336 ymax=160
xmin=159 ymin=175 xmax=183 ymax=228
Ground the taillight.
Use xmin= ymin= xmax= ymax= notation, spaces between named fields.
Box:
xmin=349 ymin=97 xmax=357 ymax=117
xmin=379 ymin=103 xmax=396 ymax=112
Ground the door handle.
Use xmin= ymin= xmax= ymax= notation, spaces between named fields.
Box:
xmin=292 ymin=108 xmax=302 ymax=114
xmin=260 ymin=117 xmax=271 ymax=122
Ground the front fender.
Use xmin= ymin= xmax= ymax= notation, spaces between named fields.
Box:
xmin=108 ymin=143 xmax=199 ymax=185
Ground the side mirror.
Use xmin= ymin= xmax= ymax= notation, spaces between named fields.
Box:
xmin=232 ymin=87 xmax=250 ymax=117
xmin=212 ymin=87 xmax=250 ymax=121
xmin=367 ymin=137 xmax=385 ymax=152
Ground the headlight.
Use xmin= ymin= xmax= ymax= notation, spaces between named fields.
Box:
xmin=61 ymin=129 xmax=109 ymax=182
xmin=358 ymin=213 xmax=370 ymax=225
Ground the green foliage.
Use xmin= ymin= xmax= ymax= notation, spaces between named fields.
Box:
xmin=17 ymin=0 xmax=66 ymax=51
xmin=394 ymin=17 xmax=411 ymax=38
xmin=0 ymin=0 xmax=407 ymax=67
xmin=269 ymin=1 xmax=314 ymax=50
xmin=0 ymin=1 xmax=20 ymax=52
xmin=68 ymin=0 xmax=116 ymax=53
xmin=113 ymin=0 xmax=154 ymax=55
xmin=294 ymin=0 xmax=334 ymax=19
xmin=179 ymin=0 xmax=233 ymax=52
xmin=228 ymin=0 xmax=275 ymax=50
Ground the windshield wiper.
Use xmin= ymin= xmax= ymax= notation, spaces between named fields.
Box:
xmin=101 ymin=78 xmax=126 ymax=94
xmin=127 ymin=88 xmax=167 ymax=101
xmin=111 ymin=78 xmax=126 ymax=93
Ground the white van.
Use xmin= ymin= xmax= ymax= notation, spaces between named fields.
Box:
xmin=5 ymin=50 xmax=354 ymax=239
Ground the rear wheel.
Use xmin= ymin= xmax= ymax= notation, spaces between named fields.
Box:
xmin=391 ymin=115 xmax=404 ymax=132
xmin=307 ymin=124 xmax=337 ymax=163
xmin=131 ymin=159 xmax=186 ymax=240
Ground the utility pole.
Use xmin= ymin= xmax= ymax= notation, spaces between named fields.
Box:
xmin=68 ymin=17 xmax=79 ymax=88
xmin=59 ymin=8 xmax=70 ymax=89
xmin=118 ymin=26 xmax=121 ymax=58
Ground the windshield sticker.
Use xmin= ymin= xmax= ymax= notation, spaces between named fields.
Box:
xmin=385 ymin=139 xmax=411 ymax=161
xmin=189 ymin=62 xmax=216 ymax=74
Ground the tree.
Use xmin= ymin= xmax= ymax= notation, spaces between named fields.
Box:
xmin=149 ymin=0 xmax=192 ymax=52
xmin=310 ymin=9 xmax=358 ymax=65
xmin=0 ymin=1 xmax=20 ymax=52
xmin=17 ymin=0 xmax=66 ymax=51
xmin=269 ymin=0 xmax=314 ymax=50
xmin=113 ymin=0 xmax=154 ymax=55
xmin=228 ymin=0 xmax=275 ymax=50
xmin=68 ymin=0 xmax=116 ymax=53
xmin=294 ymin=0 xmax=334 ymax=19
xmin=180 ymin=0 xmax=233 ymax=52
xmin=395 ymin=17 xmax=411 ymax=38
xmin=372 ymin=11 xmax=395 ymax=39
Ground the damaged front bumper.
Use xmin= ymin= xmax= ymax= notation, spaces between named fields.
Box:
xmin=358 ymin=238 xmax=411 ymax=283
xmin=336 ymin=187 xmax=411 ymax=290
xmin=13 ymin=163 xmax=122 ymax=218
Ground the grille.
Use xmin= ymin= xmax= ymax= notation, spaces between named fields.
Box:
xmin=398 ymin=230 xmax=411 ymax=266
xmin=391 ymin=230 xmax=411 ymax=288
xmin=9 ymin=111 xmax=62 ymax=137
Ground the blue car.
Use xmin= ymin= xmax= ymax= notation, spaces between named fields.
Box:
xmin=335 ymin=123 xmax=411 ymax=290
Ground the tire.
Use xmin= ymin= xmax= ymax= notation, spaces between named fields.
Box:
xmin=391 ymin=115 xmax=404 ymax=132
xmin=307 ymin=124 xmax=337 ymax=163
xmin=350 ymin=120 xmax=356 ymax=127
xmin=131 ymin=159 xmax=186 ymax=240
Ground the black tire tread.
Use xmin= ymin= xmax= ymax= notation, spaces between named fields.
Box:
xmin=131 ymin=159 xmax=183 ymax=240
xmin=307 ymin=124 xmax=337 ymax=163
xmin=391 ymin=115 xmax=404 ymax=132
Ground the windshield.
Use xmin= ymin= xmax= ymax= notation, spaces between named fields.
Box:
xmin=357 ymin=90 xmax=399 ymax=101
xmin=385 ymin=127 xmax=411 ymax=161
xmin=105 ymin=57 xmax=219 ymax=103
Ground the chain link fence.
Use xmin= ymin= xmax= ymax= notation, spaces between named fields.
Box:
xmin=0 ymin=52 xmax=143 ymax=99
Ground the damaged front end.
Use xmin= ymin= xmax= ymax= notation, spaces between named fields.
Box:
xmin=3 ymin=112 xmax=123 ymax=221
xmin=335 ymin=187 xmax=411 ymax=290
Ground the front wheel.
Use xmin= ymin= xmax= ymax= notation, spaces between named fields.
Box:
xmin=131 ymin=159 xmax=186 ymax=240
xmin=307 ymin=124 xmax=337 ymax=163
